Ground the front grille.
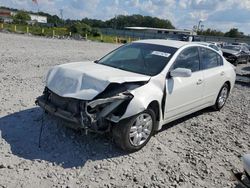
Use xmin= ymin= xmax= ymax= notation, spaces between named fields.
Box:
xmin=46 ymin=88 xmax=81 ymax=115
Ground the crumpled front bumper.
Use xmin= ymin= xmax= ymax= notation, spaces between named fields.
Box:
xmin=36 ymin=96 xmax=81 ymax=125
xmin=35 ymin=87 xmax=133 ymax=131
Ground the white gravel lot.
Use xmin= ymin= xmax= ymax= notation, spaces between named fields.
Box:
xmin=0 ymin=32 xmax=249 ymax=188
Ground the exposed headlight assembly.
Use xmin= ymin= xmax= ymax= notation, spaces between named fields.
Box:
xmin=84 ymin=92 xmax=133 ymax=124
xmin=87 ymin=92 xmax=133 ymax=108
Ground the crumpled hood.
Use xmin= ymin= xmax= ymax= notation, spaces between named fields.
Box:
xmin=46 ymin=61 xmax=150 ymax=100
xmin=221 ymin=48 xmax=239 ymax=56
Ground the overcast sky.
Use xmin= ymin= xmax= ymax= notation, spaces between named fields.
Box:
xmin=1 ymin=0 xmax=250 ymax=34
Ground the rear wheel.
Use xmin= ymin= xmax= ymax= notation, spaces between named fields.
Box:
xmin=112 ymin=109 xmax=156 ymax=152
xmin=213 ymin=83 xmax=229 ymax=110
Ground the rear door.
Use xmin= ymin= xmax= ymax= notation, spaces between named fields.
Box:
xmin=199 ymin=47 xmax=226 ymax=104
xmin=165 ymin=47 xmax=204 ymax=119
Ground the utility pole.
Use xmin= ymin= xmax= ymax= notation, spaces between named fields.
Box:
xmin=197 ymin=20 xmax=202 ymax=32
xmin=59 ymin=9 xmax=63 ymax=20
xmin=197 ymin=20 xmax=205 ymax=32
xmin=59 ymin=9 xmax=64 ymax=26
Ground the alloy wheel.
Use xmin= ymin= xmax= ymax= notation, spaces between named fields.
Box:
xmin=129 ymin=113 xmax=153 ymax=146
xmin=218 ymin=86 xmax=228 ymax=108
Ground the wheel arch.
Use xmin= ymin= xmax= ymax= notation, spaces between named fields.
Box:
xmin=117 ymin=81 xmax=164 ymax=123
xmin=147 ymin=100 xmax=160 ymax=121
xmin=225 ymin=80 xmax=231 ymax=92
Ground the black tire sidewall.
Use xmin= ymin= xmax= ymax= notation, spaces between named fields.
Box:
xmin=215 ymin=83 xmax=229 ymax=110
xmin=113 ymin=109 xmax=156 ymax=152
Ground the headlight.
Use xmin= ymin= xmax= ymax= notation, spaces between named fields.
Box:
xmin=87 ymin=92 xmax=133 ymax=109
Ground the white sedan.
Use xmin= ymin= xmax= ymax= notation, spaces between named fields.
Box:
xmin=36 ymin=39 xmax=236 ymax=152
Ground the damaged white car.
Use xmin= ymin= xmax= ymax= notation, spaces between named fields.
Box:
xmin=36 ymin=40 xmax=236 ymax=152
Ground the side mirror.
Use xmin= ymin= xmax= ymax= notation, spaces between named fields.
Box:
xmin=170 ymin=68 xmax=192 ymax=78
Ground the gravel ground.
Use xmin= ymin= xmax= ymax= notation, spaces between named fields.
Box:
xmin=0 ymin=33 xmax=249 ymax=188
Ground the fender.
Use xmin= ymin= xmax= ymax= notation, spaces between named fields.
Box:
xmin=116 ymin=75 xmax=165 ymax=126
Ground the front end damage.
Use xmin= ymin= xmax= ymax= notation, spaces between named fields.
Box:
xmin=35 ymin=83 xmax=140 ymax=133
xmin=36 ymin=61 xmax=153 ymax=133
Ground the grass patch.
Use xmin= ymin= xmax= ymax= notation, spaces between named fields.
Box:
xmin=88 ymin=34 xmax=139 ymax=44
xmin=0 ymin=23 xmax=139 ymax=44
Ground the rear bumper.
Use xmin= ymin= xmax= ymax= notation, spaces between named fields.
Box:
xmin=36 ymin=96 xmax=81 ymax=125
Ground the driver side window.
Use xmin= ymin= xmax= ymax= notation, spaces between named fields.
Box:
xmin=173 ymin=47 xmax=200 ymax=72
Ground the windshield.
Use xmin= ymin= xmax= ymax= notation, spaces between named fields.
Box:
xmin=98 ymin=43 xmax=177 ymax=76
xmin=222 ymin=45 xmax=241 ymax=51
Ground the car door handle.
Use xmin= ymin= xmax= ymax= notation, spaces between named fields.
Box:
xmin=197 ymin=79 xmax=203 ymax=85
xmin=220 ymin=71 xmax=225 ymax=76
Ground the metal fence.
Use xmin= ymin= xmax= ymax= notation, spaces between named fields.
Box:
xmin=198 ymin=35 xmax=250 ymax=44
xmin=100 ymin=28 xmax=250 ymax=44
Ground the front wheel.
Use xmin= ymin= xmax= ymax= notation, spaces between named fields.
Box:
xmin=112 ymin=109 xmax=156 ymax=152
xmin=213 ymin=83 xmax=229 ymax=110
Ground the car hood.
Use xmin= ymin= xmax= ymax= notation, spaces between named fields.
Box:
xmin=221 ymin=48 xmax=239 ymax=55
xmin=46 ymin=61 xmax=150 ymax=100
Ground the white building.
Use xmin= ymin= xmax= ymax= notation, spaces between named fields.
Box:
xmin=0 ymin=8 xmax=47 ymax=24
xmin=29 ymin=14 xmax=47 ymax=24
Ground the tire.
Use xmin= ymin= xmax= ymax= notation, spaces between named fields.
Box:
xmin=112 ymin=109 xmax=156 ymax=152
xmin=213 ymin=83 xmax=229 ymax=111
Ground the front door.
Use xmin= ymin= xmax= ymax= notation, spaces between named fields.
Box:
xmin=164 ymin=47 xmax=204 ymax=120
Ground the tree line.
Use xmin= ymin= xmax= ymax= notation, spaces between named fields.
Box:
xmin=1 ymin=6 xmax=248 ymax=38
xmin=198 ymin=28 xmax=248 ymax=38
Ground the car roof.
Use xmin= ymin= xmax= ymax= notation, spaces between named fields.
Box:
xmin=192 ymin=42 xmax=211 ymax=46
xmin=134 ymin=39 xmax=189 ymax=49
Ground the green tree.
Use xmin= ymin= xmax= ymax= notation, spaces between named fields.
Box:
xmin=68 ymin=22 xmax=92 ymax=36
xmin=13 ymin=11 xmax=31 ymax=24
xmin=105 ymin=14 xmax=175 ymax=29
xmin=198 ymin=28 xmax=224 ymax=36
xmin=91 ymin=28 xmax=101 ymax=36
xmin=224 ymin=28 xmax=244 ymax=38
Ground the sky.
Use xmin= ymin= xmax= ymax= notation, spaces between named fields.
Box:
xmin=1 ymin=0 xmax=250 ymax=34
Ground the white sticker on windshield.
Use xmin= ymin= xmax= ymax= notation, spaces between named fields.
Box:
xmin=151 ymin=51 xmax=171 ymax=58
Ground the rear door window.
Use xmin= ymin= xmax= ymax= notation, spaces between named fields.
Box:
xmin=200 ymin=47 xmax=222 ymax=69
